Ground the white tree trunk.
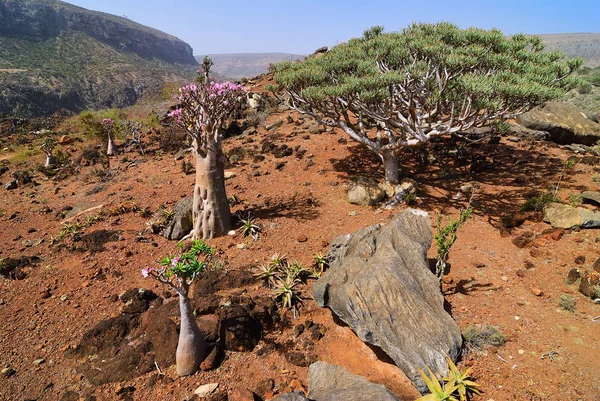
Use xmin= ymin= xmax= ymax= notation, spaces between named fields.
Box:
xmin=44 ymin=154 xmax=57 ymax=168
xmin=107 ymin=133 xmax=116 ymax=156
xmin=176 ymin=287 xmax=206 ymax=376
xmin=192 ymin=139 xmax=231 ymax=239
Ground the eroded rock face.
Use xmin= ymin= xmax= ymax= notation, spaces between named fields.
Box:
xmin=313 ymin=209 xmax=461 ymax=392
xmin=516 ymin=102 xmax=600 ymax=145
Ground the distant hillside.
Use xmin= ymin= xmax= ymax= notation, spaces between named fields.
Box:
xmin=196 ymin=53 xmax=305 ymax=80
xmin=0 ymin=0 xmax=199 ymax=117
xmin=539 ymin=33 xmax=600 ymax=67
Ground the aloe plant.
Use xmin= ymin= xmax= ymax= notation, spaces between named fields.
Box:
xmin=442 ymin=357 xmax=481 ymax=401
xmin=417 ymin=367 xmax=459 ymax=401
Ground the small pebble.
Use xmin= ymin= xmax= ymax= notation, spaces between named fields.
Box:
xmin=518 ymin=349 xmax=525 ymax=355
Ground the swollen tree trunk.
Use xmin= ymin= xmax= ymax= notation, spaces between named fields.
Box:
xmin=382 ymin=152 xmax=400 ymax=185
xmin=107 ymin=133 xmax=116 ymax=156
xmin=191 ymin=138 xmax=232 ymax=239
xmin=176 ymin=283 xmax=206 ymax=376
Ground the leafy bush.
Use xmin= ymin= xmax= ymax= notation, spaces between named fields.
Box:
xmin=435 ymin=208 xmax=473 ymax=280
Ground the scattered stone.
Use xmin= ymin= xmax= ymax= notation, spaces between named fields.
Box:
xmin=579 ymin=271 xmax=600 ymax=298
xmin=33 ymin=358 xmax=45 ymax=366
xmin=566 ymin=268 xmax=581 ymax=284
xmin=237 ymin=243 xmax=246 ymax=249
xmin=348 ymin=210 xmax=359 ymax=216
xmin=531 ymin=288 xmax=543 ymax=296
xmin=574 ymin=255 xmax=586 ymax=265
xmin=313 ymin=209 xmax=461 ymax=392
xmin=1 ymin=367 xmax=16 ymax=377
xmin=200 ymin=344 xmax=223 ymax=371
xmin=347 ymin=177 xmax=386 ymax=206
xmin=265 ymin=120 xmax=284 ymax=131
xmin=543 ymin=203 xmax=600 ymax=229
xmin=296 ymin=234 xmax=308 ymax=243
xmin=582 ymin=191 xmax=600 ymax=206
xmin=272 ymin=393 xmax=310 ymax=401
xmin=307 ymin=362 xmax=400 ymax=401
xmin=162 ymin=198 xmax=193 ymax=241
xmin=195 ymin=383 xmax=219 ymax=397
xmin=115 ymin=385 xmax=135 ymax=396
xmin=593 ymin=258 xmax=600 ymax=273
xmin=512 ymin=235 xmax=532 ymax=248
xmin=517 ymin=101 xmax=600 ymax=145
xmin=518 ymin=349 xmax=526 ymax=355
xmin=254 ymin=378 xmax=275 ymax=397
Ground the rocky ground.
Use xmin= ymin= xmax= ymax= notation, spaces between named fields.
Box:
xmin=1 ymin=76 xmax=600 ymax=401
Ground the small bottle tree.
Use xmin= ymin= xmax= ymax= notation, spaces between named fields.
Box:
xmin=142 ymin=240 xmax=215 ymax=376
xmin=169 ymin=57 xmax=246 ymax=239
xmin=40 ymin=138 xmax=57 ymax=168
xmin=102 ymin=118 xmax=117 ymax=156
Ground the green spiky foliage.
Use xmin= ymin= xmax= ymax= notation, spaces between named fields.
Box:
xmin=442 ymin=357 xmax=481 ymax=401
xmin=417 ymin=367 xmax=459 ymax=401
xmin=273 ymin=23 xmax=582 ymax=184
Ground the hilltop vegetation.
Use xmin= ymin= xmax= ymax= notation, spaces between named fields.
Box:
xmin=197 ymin=53 xmax=305 ymax=79
xmin=0 ymin=0 xmax=198 ymax=117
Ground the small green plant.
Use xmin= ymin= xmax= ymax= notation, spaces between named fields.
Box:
xmin=434 ymin=208 xmax=473 ymax=280
xmin=416 ymin=367 xmax=459 ymax=401
xmin=273 ymin=275 xmax=301 ymax=309
xmin=254 ymin=263 xmax=280 ymax=286
xmin=462 ymin=324 xmax=505 ymax=353
xmin=558 ymin=294 xmax=576 ymax=312
xmin=442 ymin=357 xmax=481 ymax=401
xmin=404 ymin=191 xmax=417 ymax=205
xmin=284 ymin=260 xmax=312 ymax=281
xmin=238 ymin=215 xmax=260 ymax=240
xmin=520 ymin=193 xmax=554 ymax=212
xmin=313 ymin=252 xmax=329 ymax=274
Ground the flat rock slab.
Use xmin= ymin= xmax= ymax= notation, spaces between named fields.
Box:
xmin=308 ymin=362 xmax=400 ymax=401
xmin=313 ymin=209 xmax=461 ymax=392
xmin=543 ymin=202 xmax=600 ymax=229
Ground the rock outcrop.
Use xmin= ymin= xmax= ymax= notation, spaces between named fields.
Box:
xmin=312 ymin=209 xmax=462 ymax=392
xmin=0 ymin=0 xmax=198 ymax=117
xmin=163 ymin=198 xmax=193 ymax=240
xmin=516 ymin=102 xmax=600 ymax=145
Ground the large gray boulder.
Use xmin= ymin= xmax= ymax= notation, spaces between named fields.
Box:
xmin=308 ymin=362 xmax=400 ymax=401
xmin=162 ymin=198 xmax=193 ymax=240
xmin=312 ymin=209 xmax=462 ymax=393
xmin=516 ymin=102 xmax=600 ymax=145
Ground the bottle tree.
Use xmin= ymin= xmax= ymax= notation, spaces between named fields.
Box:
xmin=169 ymin=57 xmax=246 ymax=239
xmin=273 ymin=23 xmax=581 ymax=184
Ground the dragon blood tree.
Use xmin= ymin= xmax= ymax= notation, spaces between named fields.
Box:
xmin=169 ymin=57 xmax=246 ymax=239
xmin=273 ymin=23 xmax=581 ymax=184
xmin=102 ymin=118 xmax=117 ymax=156
xmin=142 ymin=240 xmax=216 ymax=376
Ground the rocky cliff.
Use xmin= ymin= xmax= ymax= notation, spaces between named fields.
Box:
xmin=0 ymin=0 xmax=199 ymax=117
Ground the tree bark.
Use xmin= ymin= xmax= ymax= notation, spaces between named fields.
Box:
xmin=383 ymin=152 xmax=400 ymax=185
xmin=107 ymin=133 xmax=116 ymax=156
xmin=176 ymin=286 xmax=206 ymax=376
xmin=191 ymin=138 xmax=232 ymax=239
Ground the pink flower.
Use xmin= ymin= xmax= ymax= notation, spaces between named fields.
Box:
xmin=170 ymin=256 xmax=181 ymax=268
xmin=102 ymin=118 xmax=114 ymax=125
xmin=141 ymin=267 xmax=153 ymax=278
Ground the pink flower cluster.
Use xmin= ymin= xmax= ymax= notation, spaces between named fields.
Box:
xmin=208 ymin=82 xmax=246 ymax=96
xmin=167 ymin=108 xmax=182 ymax=119
xmin=141 ymin=267 xmax=155 ymax=278
xmin=102 ymin=118 xmax=114 ymax=125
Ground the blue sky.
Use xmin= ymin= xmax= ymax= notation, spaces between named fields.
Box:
xmin=66 ymin=0 xmax=599 ymax=55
